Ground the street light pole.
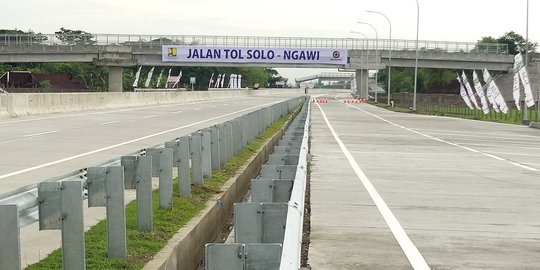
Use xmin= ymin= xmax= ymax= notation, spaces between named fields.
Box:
xmin=413 ymin=0 xmax=419 ymax=111
xmin=356 ymin=22 xmax=379 ymax=102
xmin=367 ymin=10 xmax=392 ymax=106
xmin=351 ymin=31 xmax=369 ymax=99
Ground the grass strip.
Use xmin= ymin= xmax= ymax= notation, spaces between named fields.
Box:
xmin=26 ymin=106 xmax=299 ymax=270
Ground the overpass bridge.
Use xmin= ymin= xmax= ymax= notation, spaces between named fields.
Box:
xmin=295 ymin=72 xmax=354 ymax=83
xmin=0 ymin=33 xmax=513 ymax=97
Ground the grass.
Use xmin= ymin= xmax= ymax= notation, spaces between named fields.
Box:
xmin=25 ymin=107 xmax=298 ymax=270
xmin=374 ymin=103 xmax=539 ymax=124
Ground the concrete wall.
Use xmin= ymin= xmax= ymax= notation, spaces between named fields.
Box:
xmin=0 ymin=89 xmax=303 ymax=118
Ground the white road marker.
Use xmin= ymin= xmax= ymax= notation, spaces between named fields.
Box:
xmin=193 ymin=108 xmax=202 ymax=111
xmin=316 ymin=103 xmax=430 ymax=270
xmin=172 ymin=111 xmax=183 ymax=114
xmin=98 ymin=121 xmax=120 ymax=126
xmin=142 ymin=115 xmax=158 ymax=119
xmin=23 ymin=130 xmax=59 ymax=137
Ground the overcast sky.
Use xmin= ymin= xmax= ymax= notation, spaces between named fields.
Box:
xmin=3 ymin=0 xmax=538 ymax=81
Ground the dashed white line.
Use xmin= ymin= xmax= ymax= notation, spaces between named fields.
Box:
xmin=209 ymin=105 xmax=217 ymax=108
xmin=98 ymin=121 xmax=120 ymax=126
xmin=193 ymin=108 xmax=202 ymax=111
xmin=316 ymin=102 xmax=430 ymax=270
xmin=142 ymin=115 xmax=158 ymax=119
xmin=172 ymin=111 xmax=183 ymax=114
xmin=23 ymin=130 xmax=59 ymax=137
xmin=345 ymin=103 xmax=539 ymax=172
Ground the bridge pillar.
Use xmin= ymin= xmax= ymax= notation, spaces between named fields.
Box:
xmin=108 ymin=66 xmax=123 ymax=92
xmin=356 ymin=69 xmax=369 ymax=99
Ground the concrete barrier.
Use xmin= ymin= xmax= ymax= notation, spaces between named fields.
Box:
xmin=0 ymin=89 xmax=303 ymax=119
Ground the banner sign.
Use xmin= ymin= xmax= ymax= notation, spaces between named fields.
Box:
xmin=514 ymin=53 xmax=535 ymax=108
xmin=456 ymin=75 xmax=474 ymax=110
xmin=483 ymin=68 xmax=508 ymax=114
xmin=162 ymin=46 xmax=348 ymax=65
xmin=461 ymin=71 xmax=481 ymax=110
xmin=472 ymin=70 xmax=490 ymax=114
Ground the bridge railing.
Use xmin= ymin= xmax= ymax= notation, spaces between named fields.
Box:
xmin=0 ymin=34 xmax=508 ymax=54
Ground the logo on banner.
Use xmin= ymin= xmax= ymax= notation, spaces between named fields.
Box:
xmin=168 ymin=47 xmax=177 ymax=57
xmin=332 ymin=51 xmax=341 ymax=58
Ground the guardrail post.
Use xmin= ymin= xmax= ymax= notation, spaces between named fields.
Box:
xmin=218 ymin=124 xmax=227 ymax=166
xmin=60 ymin=181 xmax=86 ymax=268
xmin=0 ymin=205 xmax=21 ymax=270
xmin=232 ymin=119 xmax=242 ymax=156
xmin=190 ymin=132 xmax=204 ymax=186
xmin=121 ymin=156 xmax=153 ymax=232
xmin=178 ymin=136 xmax=192 ymax=197
xmin=201 ymin=130 xmax=212 ymax=179
xmin=146 ymin=148 xmax=174 ymax=209
xmin=226 ymin=122 xmax=234 ymax=161
xmin=87 ymin=167 xmax=127 ymax=258
xmin=209 ymin=126 xmax=221 ymax=170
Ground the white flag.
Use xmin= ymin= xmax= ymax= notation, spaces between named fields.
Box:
xmin=483 ymin=68 xmax=508 ymax=114
xmin=214 ymin=74 xmax=221 ymax=88
xmin=237 ymin=74 xmax=242 ymax=88
xmin=228 ymin=74 xmax=234 ymax=88
xmin=457 ymin=75 xmax=474 ymax=109
xmin=144 ymin=67 xmax=155 ymax=88
xmin=132 ymin=66 xmax=142 ymax=88
xmin=165 ymin=69 xmax=171 ymax=88
xmin=472 ymin=71 xmax=490 ymax=114
xmin=514 ymin=53 xmax=535 ymax=107
xmin=156 ymin=69 xmax=164 ymax=88
xmin=172 ymin=71 xmax=182 ymax=88
xmin=512 ymin=71 xmax=521 ymax=110
xmin=461 ymin=71 xmax=481 ymax=110
xmin=208 ymin=73 xmax=215 ymax=88
xmin=220 ymin=74 xmax=225 ymax=88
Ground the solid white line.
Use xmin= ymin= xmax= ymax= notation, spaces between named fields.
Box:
xmin=316 ymin=103 xmax=430 ymax=270
xmin=98 ymin=121 xmax=120 ymax=126
xmin=23 ymin=130 xmax=59 ymax=137
xmin=142 ymin=115 xmax=158 ymax=119
xmin=509 ymin=162 xmax=539 ymax=172
xmin=0 ymin=101 xmax=282 ymax=181
xmin=172 ymin=111 xmax=183 ymax=114
xmin=345 ymin=104 xmax=539 ymax=173
xmin=482 ymin=153 xmax=506 ymax=161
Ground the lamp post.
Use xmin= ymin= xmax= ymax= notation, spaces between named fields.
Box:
xmin=413 ymin=0 xmax=419 ymax=111
xmin=351 ymin=31 xmax=369 ymax=99
xmin=356 ymin=22 xmax=379 ymax=102
xmin=367 ymin=10 xmax=392 ymax=106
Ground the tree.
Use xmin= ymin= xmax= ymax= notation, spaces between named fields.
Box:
xmin=55 ymin=27 xmax=96 ymax=45
xmin=498 ymin=31 xmax=537 ymax=54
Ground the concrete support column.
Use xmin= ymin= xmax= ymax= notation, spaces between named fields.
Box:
xmin=108 ymin=66 xmax=123 ymax=92
xmin=356 ymin=69 xmax=369 ymax=99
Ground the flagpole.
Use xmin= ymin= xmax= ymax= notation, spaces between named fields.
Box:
xmin=523 ymin=0 xmax=529 ymax=122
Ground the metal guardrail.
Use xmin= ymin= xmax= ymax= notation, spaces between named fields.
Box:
xmin=0 ymin=97 xmax=304 ymax=269
xmin=205 ymin=96 xmax=310 ymax=270
xmin=0 ymin=34 xmax=508 ymax=54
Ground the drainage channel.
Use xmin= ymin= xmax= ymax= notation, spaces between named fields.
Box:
xmin=205 ymin=97 xmax=310 ymax=270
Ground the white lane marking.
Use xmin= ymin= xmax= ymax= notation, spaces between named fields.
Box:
xmin=142 ymin=115 xmax=158 ymax=119
xmin=209 ymin=105 xmax=217 ymax=108
xmin=193 ymin=108 xmax=202 ymax=111
xmin=0 ymin=100 xmax=282 ymax=181
xmin=316 ymin=102 xmax=430 ymax=270
xmin=509 ymin=162 xmax=538 ymax=172
xmin=172 ymin=111 xmax=183 ymax=114
xmin=482 ymin=153 xmax=506 ymax=161
xmin=345 ymin=104 xmax=539 ymax=172
xmin=98 ymin=121 xmax=120 ymax=126
xmin=23 ymin=130 xmax=59 ymax=137
xmin=223 ymin=104 xmax=230 ymax=106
